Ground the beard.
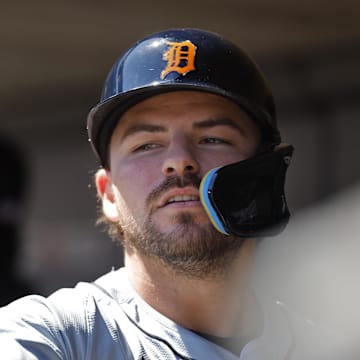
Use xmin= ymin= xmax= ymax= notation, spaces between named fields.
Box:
xmin=117 ymin=174 xmax=247 ymax=279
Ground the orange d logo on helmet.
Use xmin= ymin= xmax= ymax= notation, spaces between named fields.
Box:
xmin=160 ymin=40 xmax=197 ymax=79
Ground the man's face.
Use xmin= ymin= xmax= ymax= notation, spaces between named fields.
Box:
xmin=98 ymin=91 xmax=261 ymax=277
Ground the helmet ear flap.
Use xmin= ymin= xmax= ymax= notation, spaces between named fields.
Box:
xmin=199 ymin=144 xmax=294 ymax=237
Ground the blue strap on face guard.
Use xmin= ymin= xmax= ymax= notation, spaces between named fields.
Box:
xmin=199 ymin=144 xmax=294 ymax=238
xmin=199 ymin=167 xmax=228 ymax=235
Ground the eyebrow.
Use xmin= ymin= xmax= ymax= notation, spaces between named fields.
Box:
xmin=194 ymin=117 xmax=246 ymax=135
xmin=121 ymin=124 xmax=166 ymax=141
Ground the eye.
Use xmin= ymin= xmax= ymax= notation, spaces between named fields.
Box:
xmin=200 ymin=137 xmax=230 ymax=145
xmin=133 ymin=142 xmax=161 ymax=152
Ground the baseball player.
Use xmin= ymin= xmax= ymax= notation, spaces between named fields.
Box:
xmin=0 ymin=28 xmax=294 ymax=359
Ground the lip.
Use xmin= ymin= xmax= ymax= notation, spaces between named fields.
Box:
xmin=158 ymin=187 xmax=201 ymax=208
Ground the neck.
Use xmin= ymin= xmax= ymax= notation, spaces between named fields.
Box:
xmin=124 ymin=238 xmax=261 ymax=338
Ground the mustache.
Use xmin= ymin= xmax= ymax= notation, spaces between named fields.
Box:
xmin=146 ymin=174 xmax=202 ymax=207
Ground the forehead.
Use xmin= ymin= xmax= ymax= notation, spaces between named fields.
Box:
xmin=113 ymin=90 xmax=257 ymax=132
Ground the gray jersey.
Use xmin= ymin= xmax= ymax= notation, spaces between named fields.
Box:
xmin=0 ymin=267 xmax=340 ymax=359
xmin=0 ymin=268 xmax=252 ymax=359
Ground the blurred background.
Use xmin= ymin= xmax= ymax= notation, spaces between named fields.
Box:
xmin=0 ymin=0 xmax=359 ymax=300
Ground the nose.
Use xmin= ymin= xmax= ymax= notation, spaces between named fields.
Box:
xmin=162 ymin=136 xmax=200 ymax=177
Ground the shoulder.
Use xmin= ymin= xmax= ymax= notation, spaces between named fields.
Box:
xmin=0 ymin=292 xmax=88 ymax=359
xmin=0 ymin=268 xmax=134 ymax=359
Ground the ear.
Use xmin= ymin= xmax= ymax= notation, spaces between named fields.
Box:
xmin=95 ymin=168 xmax=120 ymax=222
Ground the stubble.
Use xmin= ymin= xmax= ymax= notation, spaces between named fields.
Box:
xmin=117 ymin=174 xmax=246 ymax=279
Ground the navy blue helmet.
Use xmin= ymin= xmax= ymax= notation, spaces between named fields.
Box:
xmin=87 ymin=28 xmax=280 ymax=168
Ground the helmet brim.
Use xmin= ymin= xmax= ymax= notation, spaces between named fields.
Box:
xmin=87 ymin=83 xmax=279 ymax=168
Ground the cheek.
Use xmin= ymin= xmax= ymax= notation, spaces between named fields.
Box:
xmin=111 ymin=160 xmax=158 ymax=206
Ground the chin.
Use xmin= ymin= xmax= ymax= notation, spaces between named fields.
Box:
xmin=160 ymin=211 xmax=213 ymax=231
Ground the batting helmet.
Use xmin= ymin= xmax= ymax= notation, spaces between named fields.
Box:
xmin=87 ymin=28 xmax=281 ymax=167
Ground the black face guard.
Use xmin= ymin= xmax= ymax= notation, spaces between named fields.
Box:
xmin=199 ymin=144 xmax=294 ymax=238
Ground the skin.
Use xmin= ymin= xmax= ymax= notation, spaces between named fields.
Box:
xmin=96 ymin=90 xmax=262 ymax=337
